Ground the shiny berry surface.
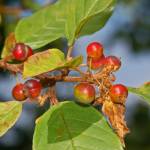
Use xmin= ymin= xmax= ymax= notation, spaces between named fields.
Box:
xmin=12 ymin=83 xmax=27 ymax=101
xmin=87 ymin=55 xmax=105 ymax=70
xmin=24 ymin=79 xmax=42 ymax=99
xmin=12 ymin=43 xmax=33 ymax=61
xmin=86 ymin=42 xmax=103 ymax=58
xmin=12 ymin=43 xmax=27 ymax=61
xmin=74 ymin=83 xmax=95 ymax=104
xmin=104 ymin=56 xmax=121 ymax=71
xmin=27 ymin=45 xmax=33 ymax=57
xmin=109 ymin=84 xmax=128 ymax=103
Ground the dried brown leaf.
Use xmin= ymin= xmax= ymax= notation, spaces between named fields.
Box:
xmin=2 ymin=33 xmax=16 ymax=58
xmin=102 ymin=100 xmax=129 ymax=145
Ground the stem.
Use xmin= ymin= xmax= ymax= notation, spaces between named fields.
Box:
xmin=66 ymin=45 xmax=74 ymax=60
xmin=48 ymin=85 xmax=58 ymax=105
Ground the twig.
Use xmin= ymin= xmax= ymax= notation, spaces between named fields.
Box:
xmin=79 ymin=64 xmax=87 ymax=67
xmin=0 ymin=59 xmax=107 ymax=85
xmin=37 ymin=74 xmax=89 ymax=83
xmin=0 ymin=60 xmax=23 ymax=73
xmin=0 ymin=5 xmax=23 ymax=15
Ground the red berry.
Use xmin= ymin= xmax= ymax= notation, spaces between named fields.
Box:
xmin=24 ymin=79 xmax=42 ymax=99
xmin=104 ymin=56 xmax=121 ymax=71
xmin=109 ymin=84 xmax=128 ymax=103
xmin=27 ymin=45 xmax=33 ymax=57
xmin=12 ymin=43 xmax=33 ymax=61
xmin=12 ymin=83 xmax=27 ymax=101
xmin=74 ymin=83 xmax=95 ymax=104
xmin=87 ymin=42 xmax=103 ymax=58
xmin=87 ymin=55 xmax=105 ymax=70
xmin=12 ymin=43 xmax=26 ymax=61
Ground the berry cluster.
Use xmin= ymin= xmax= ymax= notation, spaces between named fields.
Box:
xmin=12 ymin=79 xmax=42 ymax=101
xmin=74 ymin=42 xmax=128 ymax=105
xmin=11 ymin=41 xmax=128 ymax=107
xmin=12 ymin=43 xmax=33 ymax=61
xmin=87 ymin=42 xmax=121 ymax=71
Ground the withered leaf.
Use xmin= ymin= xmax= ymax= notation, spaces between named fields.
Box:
xmin=102 ymin=100 xmax=129 ymax=146
xmin=1 ymin=33 xmax=16 ymax=58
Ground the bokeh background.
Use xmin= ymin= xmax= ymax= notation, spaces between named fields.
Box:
xmin=0 ymin=0 xmax=150 ymax=150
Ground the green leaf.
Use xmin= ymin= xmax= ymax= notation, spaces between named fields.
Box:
xmin=23 ymin=49 xmax=83 ymax=78
xmin=15 ymin=0 xmax=115 ymax=49
xmin=64 ymin=56 xmax=83 ymax=68
xmin=128 ymin=82 xmax=150 ymax=104
xmin=0 ymin=101 xmax=22 ymax=137
xmin=1 ymin=33 xmax=16 ymax=58
xmin=33 ymin=101 xmax=123 ymax=150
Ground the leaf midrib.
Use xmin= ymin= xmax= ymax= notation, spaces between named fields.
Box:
xmin=59 ymin=109 xmax=76 ymax=150
xmin=75 ymin=0 xmax=114 ymax=37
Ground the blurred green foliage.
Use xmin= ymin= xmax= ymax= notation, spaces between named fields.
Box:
xmin=117 ymin=0 xmax=150 ymax=53
xmin=125 ymin=102 xmax=150 ymax=150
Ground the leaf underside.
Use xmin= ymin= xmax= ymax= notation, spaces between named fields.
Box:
xmin=128 ymin=82 xmax=150 ymax=105
xmin=0 ymin=101 xmax=22 ymax=137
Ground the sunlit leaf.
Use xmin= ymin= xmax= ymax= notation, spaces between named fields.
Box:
xmin=23 ymin=49 xmax=83 ymax=78
xmin=33 ymin=101 xmax=123 ymax=150
xmin=0 ymin=101 xmax=22 ymax=137
xmin=15 ymin=0 xmax=115 ymax=49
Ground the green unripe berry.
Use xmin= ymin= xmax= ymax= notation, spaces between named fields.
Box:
xmin=74 ymin=83 xmax=95 ymax=104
